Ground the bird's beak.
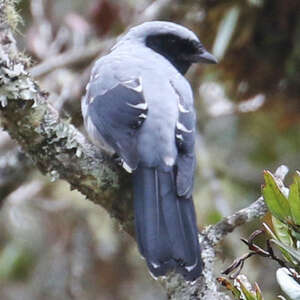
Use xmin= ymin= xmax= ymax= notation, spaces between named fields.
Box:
xmin=183 ymin=49 xmax=217 ymax=64
xmin=196 ymin=49 xmax=218 ymax=64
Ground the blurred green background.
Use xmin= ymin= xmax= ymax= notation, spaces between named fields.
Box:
xmin=0 ymin=0 xmax=300 ymax=299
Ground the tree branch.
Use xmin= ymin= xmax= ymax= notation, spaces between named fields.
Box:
xmin=28 ymin=0 xmax=173 ymax=78
xmin=205 ymin=165 xmax=288 ymax=246
xmin=0 ymin=22 xmax=133 ymax=236
xmin=28 ymin=39 xmax=113 ymax=77
xmin=206 ymin=196 xmax=267 ymax=246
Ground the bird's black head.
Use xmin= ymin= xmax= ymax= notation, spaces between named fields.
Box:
xmin=146 ymin=33 xmax=216 ymax=74
xmin=118 ymin=21 xmax=217 ymax=75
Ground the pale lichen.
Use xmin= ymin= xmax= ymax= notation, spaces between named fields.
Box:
xmin=49 ymin=169 xmax=60 ymax=182
xmin=0 ymin=50 xmax=38 ymax=107
xmin=1 ymin=0 xmax=23 ymax=33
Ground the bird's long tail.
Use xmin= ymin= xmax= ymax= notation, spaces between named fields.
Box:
xmin=132 ymin=166 xmax=203 ymax=281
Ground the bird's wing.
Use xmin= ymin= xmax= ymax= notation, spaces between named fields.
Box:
xmin=170 ymin=80 xmax=196 ymax=198
xmin=87 ymin=78 xmax=148 ymax=171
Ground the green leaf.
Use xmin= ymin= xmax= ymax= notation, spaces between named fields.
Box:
xmin=263 ymin=222 xmax=278 ymax=240
xmin=272 ymin=217 xmax=296 ymax=263
xmin=272 ymin=216 xmax=294 ymax=247
xmin=262 ymin=171 xmax=291 ymax=222
xmin=217 ymin=277 xmax=241 ymax=298
xmin=271 ymin=239 xmax=300 ymax=263
xmin=291 ymin=229 xmax=300 ymax=242
xmin=238 ymin=279 xmax=256 ymax=300
xmin=288 ymin=173 xmax=300 ymax=225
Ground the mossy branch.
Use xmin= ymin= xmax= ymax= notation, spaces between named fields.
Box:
xmin=0 ymin=7 xmax=133 ymax=235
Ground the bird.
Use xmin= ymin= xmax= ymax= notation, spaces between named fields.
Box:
xmin=82 ymin=21 xmax=217 ymax=281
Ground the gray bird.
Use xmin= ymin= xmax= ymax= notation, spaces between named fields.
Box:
xmin=82 ymin=21 xmax=217 ymax=281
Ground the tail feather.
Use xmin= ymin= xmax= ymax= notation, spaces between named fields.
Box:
xmin=176 ymin=196 xmax=203 ymax=280
xmin=159 ymin=172 xmax=190 ymax=262
xmin=133 ymin=168 xmax=174 ymax=276
xmin=133 ymin=166 xmax=203 ymax=281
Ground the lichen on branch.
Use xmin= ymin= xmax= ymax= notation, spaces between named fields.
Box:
xmin=0 ymin=10 xmax=133 ymax=235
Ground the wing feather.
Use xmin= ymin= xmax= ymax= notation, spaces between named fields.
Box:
xmin=87 ymin=79 xmax=147 ymax=170
xmin=170 ymin=81 xmax=196 ymax=198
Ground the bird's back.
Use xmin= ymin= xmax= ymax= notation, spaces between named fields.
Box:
xmin=85 ymin=45 xmax=193 ymax=170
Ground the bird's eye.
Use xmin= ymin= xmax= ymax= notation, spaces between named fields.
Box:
xmin=197 ymin=44 xmax=204 ymax=52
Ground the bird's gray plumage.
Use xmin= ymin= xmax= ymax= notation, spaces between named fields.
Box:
xmin=82 ymin=21 xmax=216 ymax=281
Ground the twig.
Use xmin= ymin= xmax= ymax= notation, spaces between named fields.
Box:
xmin=135 ymin=0 xmax=172 ymax=23
xmin=28 ymin=39 xmax=113 ymax=77
xmin=222 ymin=228 xmax=289 ymax=279
xmin=206 ymin=196 xmax=267 ymax=246
xmin=29 ymin=0 xmax=173 ymax=78
xmin=205 ymin=165 xmax=288 ymax=246
xmin=222 ymin=252 xmax=256 ymax=279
